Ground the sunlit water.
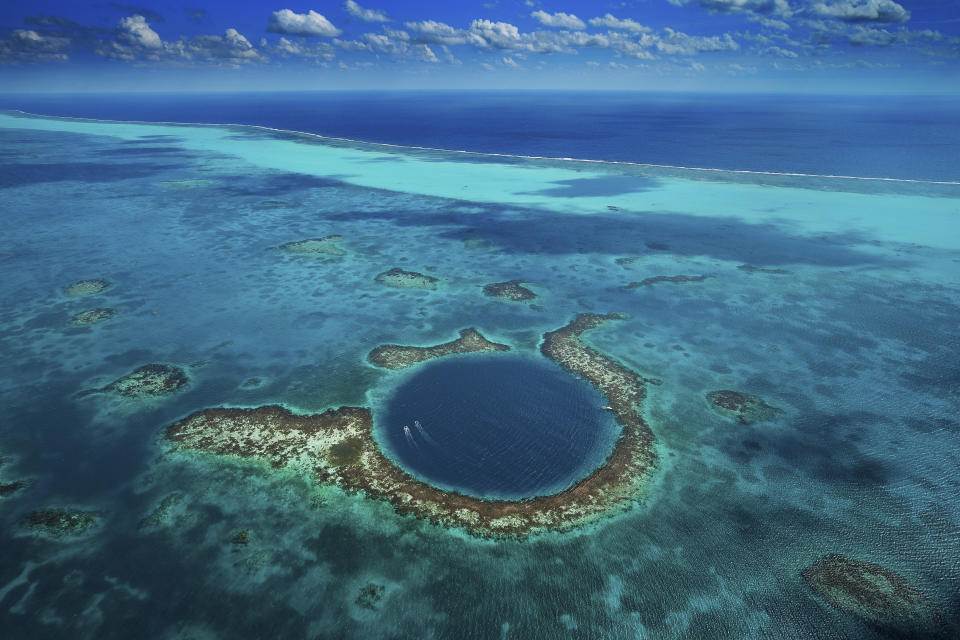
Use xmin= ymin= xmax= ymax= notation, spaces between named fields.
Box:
xmin=0 ymin=109 xmax=958 ymax=639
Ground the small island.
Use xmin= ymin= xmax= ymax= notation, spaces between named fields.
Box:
xmin=64 ymin=278 xmax=111 ymax=297
xmin=802 ymin=554 xmax=948 ymax=636
xmin=368 ymin=328 xmax=509 ymax=370
xmin=483 ymin=279 xmax=537 ymax=302
xmin=164 ymin=314 xmax=657 ymax=538
xmin=374 ymin=267 xmax=438 ymax=290
xmin=706 ymin=390 xmax=780 ymax=424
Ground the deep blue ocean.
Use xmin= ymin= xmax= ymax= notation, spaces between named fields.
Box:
xmin=2 ymin=91 xmax=958 ymax=181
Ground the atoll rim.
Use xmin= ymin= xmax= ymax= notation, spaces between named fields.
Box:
xmin=165 ymin=314 xmax=656 ymax=537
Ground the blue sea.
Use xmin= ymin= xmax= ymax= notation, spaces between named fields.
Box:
xmin=0 ymin=92 xmax=958 ymax=639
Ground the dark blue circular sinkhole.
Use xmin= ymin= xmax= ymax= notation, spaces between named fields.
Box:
xmin=377 ymin=353 xmax=621 ymax=500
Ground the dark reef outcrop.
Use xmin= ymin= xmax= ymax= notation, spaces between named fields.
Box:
xmin=81 ymin=364 xmax=189 ymax=399
xmin=802 ymin=555 xmax=949 ymax=636
xmin=24 ymin=508 xmax=99 ymax=536
xmin=70 ymin=308 xmax=117 ymax=326
xmin=64 ymin=279 xmax=111 ymax=297
xmin=277 ymin=236 xmax=345 ymax=257
xmin=165 ymin=314 xmax=657 ymax=537
xmin=368 ymin=328 xmax=509 ymax=370
xmin=623 ymin=275 xmax=710 ymax=290
xmin=483 ymin=280 xmax=537 ymax=302
xmin=375 ymin=267 xmax=439 ymax=290
xmin=706 ymin=390 xmax=780 ymax=424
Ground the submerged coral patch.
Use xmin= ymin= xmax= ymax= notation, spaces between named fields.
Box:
xmin=0 ymin=480 xmax=29 ymax=497
xmin=70 ymin=307 xmax=117 ymax=326
xmin=374 ymin=267 xmax=438 ymax=289
xmin=623 ymin=275 xmax=710 ymax=289
xmin=81 ymin=364 xmax=190 ymax=399
xmin=802 ymin=555 xmax=948 ymax=636
xmin=706 ymin=390 xmax=780 ymax=424
xmin=483 ymin=279 xmax=537 ymax=301
xmin=368 ymin=328 xmax=509 ymax=370
xmin=165 ymin=314 xmax=657 ymax=537
xmin=24 ymin=508 xmax=99 ymax=536
xmin=64 ymin=279 xmax=111 ymax=297
xmin=277 ymin=236 xmax=346 ymax=256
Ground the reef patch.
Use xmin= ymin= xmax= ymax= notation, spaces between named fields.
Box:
xmin=707 ymin=390 xmax=780 ymax=424
xmin=375 ymin=267 xmax=438 ymax=290
xmin=0 ymin=480 xmax=29 ymax=497
xmin=82 ymin=364 xmax=189 ymax=398
xmin=70 ymin=308 xmax=117 ymax=326
xmin=24 ymin=508 xmax=99 ymax=537
xmin=368 ymin=328 xmax=509 ymax=370
xmin=737 ymin=264 xmax=790 ymax=275
xmin=483 ymin=279 xmax=537 ymax=302
xmin=64 ymin=279 xmax=111 ymax=297
xmin=623 ymin=275 xmax=710 ymax=290
xmin=277 ymin=236 xmax=345 ymax=257
xmin=802 ymin=555 xmax=948 ymax=636
xmin=356 ymin=583 xmax=385 ymax=610
xmin=165 ymin=314 xmax=657 ymax=538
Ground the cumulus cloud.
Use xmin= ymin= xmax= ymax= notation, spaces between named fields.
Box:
xmin=267 ymin=9 xmax=341 ymax=37
xmin=0 ymin=29 xmax=70 ymax=64
xmin=530 ymin=11 xmax=586 ymax=30
xmin=267 ymin=36 xmax=334 ymax=60
xmin=96 ymin=15 xmax=266 ymax=64
xmin=656 ymin=29 xmax=739 ymax=55
xmin=344 ymin=1 xmax=390 ymax=23
xmin=117 ymin=15 xmax=162 ymax=50
xmin=812 ymin=0 xmax=910 ymax=23
xmin=669 ymin=0 xmax=791 ymax=16
xmin=469 ymin=19 xmax=524 ymax=49
xmin=848 ymin=27 xmax=897 ymax=45
xmin=588 ymin=14 xmax=650 ymax=33
xmin=404 ymin=20 xmax=473 ymax=45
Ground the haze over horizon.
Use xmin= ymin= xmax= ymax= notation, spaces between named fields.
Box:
xmin=1 ymin=0 xmax=958 ymax=94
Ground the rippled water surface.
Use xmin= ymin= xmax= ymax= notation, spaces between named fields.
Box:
xmin=0 ymin=107 xmax=958 ymax=640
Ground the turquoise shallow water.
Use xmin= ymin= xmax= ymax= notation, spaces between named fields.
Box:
xmin=0 ymin=111 xmax=958 ymax=639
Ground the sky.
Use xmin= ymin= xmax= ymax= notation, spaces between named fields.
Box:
xmin=0 ymin=0 xmax=958 ymax=93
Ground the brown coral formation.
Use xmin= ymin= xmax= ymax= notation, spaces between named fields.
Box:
xmin=0 ymin=480 xmax=28 ymax=497
xmin=374 ymin=267 xmax=438 ymax=290
xmin=623 ymin=275 xmax=710 ymax=290
xmin=106 ymin=364 xmax=189 ymax=398
xmin=70 ymin=308 xmax=117 ymax=326
xmin=706 ymin=390 xmax=780 ymax=424
xmin=802 ymin=555 xmax=949 ymax=636
xmin=64 ymin=279 xmax=111 ymax=297
xmin=277 ymin=236 xmax=345 ymax=257
xmin=165 ymin=314 xmax=657 ymax=537
xmin=81 ymin=364 xmax=189 ymax=399
xmin=483 ymin=280 xmax=537 ymax=302
xmin=24 ymin=508 xmax=98 ymax=536
xmin=368 ymin=328 xmax=509 ymax=370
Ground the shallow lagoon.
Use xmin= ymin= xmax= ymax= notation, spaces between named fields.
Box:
xmin=0 ymin=110 xmax=958 ymax=639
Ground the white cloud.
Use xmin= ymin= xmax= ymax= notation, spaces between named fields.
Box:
xmin=118 ymin=15 xmax=162 ymax=49
xmin=469 ymin=19 xmax=524 ymax=49
xmin=268 ymin=9 xmax=341 ymax=37
xmin=656 ymin=29 xmax=739 ymax=55
xmin=588 ymin=14 xmax=650 ymax=33
xmin=344 ymin=1 xmax=390 ymax=23
xmin=669 ymin=0 xmax=791 ymax=16
xmin=812 ymin=0 xmax=910 ymax=23
xmin=96 ymin=16 xmax=266 ymax=65
xmin=761 ymin=45 xmax=799 ymax=56
xmin=0 ymin=29 xmax=70 ymax=64
xmin=269 ymin=36 xmax=334 ymax=60
xmin=530 ymin=11 xmax=586 ymax=30
xmin=502 ymin=56 xmax=519 ymax=67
